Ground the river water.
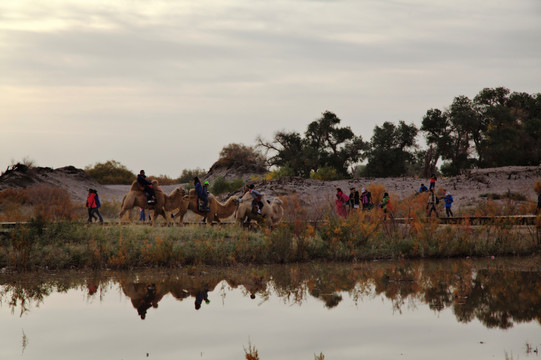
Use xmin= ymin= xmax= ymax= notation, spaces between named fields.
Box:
xmin=1 ymin=257 xmax=540 ymax=360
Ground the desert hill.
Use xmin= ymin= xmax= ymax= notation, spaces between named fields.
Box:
xmin=202 ymin=160 xmax=267 ymax=185
xmin=0 ymin=164 xmax=106 ymax=203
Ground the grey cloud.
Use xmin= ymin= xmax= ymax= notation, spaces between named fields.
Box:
xmin=1 ymin=0 xmax=540 ymax=176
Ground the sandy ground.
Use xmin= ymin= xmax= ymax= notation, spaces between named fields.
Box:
xmin=227 ymin=166 xmax=541 ymax=214
xmin=1 ymin=164 xmax=540 ymax=217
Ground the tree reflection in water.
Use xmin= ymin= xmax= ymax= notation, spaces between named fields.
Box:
xmin=1 ymin=257 xmax=540 ymax=329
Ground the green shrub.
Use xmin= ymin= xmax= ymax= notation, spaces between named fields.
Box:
xmin=85 ymin=160 xmax=135 ymax=185
xmin=310 ymin=166 xmax=342 ymax=181
xmin=210 ymin=177 xmax=244 ymax=194
xmin=267 ymin=225 xmax=293 ymax=263
xmin=215 ymin=143 xmax=267 ymax=172
xmin=177 ymin=168 xmax=206 ymax=184
xmin=265 ymin=166 xmax=295 ymax=180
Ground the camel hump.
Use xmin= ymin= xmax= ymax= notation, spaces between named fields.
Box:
xmin=130 ymin=180 xmax=143 ymax=192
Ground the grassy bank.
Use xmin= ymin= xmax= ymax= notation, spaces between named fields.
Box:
xmin=1 ymin=210 xmax=540 ymax=270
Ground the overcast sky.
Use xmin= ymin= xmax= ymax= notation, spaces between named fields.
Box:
xmin=1 ymin=0 xmax=540 ymax=178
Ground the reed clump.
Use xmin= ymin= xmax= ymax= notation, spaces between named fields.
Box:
xmin=0 ymin=186 xmax=79 ymax=222
xmin=2 ymin=215 xmax=538 ymax=270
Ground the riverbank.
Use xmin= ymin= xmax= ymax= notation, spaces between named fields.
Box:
xmin=1 ymin=212 xmax=539 ymax=270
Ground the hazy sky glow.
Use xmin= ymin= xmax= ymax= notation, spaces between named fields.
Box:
xmin=1 ymin=0 xmax=540 ymax=177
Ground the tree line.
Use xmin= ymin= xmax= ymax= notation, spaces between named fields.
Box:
xmin=258 ymin=87 xmax=540 ymax=178
xmin=85 ymin=87 xmax=540 ymax=183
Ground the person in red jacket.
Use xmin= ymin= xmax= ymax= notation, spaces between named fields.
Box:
xmin=429 ymin=174 xmax=437 ymax=191
xmin=86 ymin=189 xmax=103 ymax=223
xmin=335 ymin=188 xmax=349 ymax=217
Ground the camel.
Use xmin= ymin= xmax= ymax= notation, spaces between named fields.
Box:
xmin=158 ymin=187 xmax=189 ymax=224
xmin=174 ymin=189 xmax=239 ymax=224
xmin=236 ymin=192 xmax=284 ymax=227
xmin=118 ymin=180 xmax=171 ymax=225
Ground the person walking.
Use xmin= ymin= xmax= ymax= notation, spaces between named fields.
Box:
xmin=380 ymin=192 xmax=393 ymax=220
xmin=361 ymin=187 xmax=372 ymax=211
xmin=429 ymin=174 xmax=437 ymax=191
xmin=443 ymin=190 xmax=454 ymax=217
xmin=139 ymin=207 xmax=146 ymax=222
xmin=335 ymin=188 xmax=349 ymax=217
xmin=427 ymin=189 xmax=439 ymax=218
xmin=86 ymin=189 xmax=103 ymax=223
xmin=349 ymin=187 xmax=360 ymax=210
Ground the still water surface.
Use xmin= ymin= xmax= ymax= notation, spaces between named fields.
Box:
xmin=1 ymin=258 xmax=540 ymax=360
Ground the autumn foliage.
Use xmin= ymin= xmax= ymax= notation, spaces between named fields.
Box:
xmin=0 ymin=185 xmax=75 ymax=221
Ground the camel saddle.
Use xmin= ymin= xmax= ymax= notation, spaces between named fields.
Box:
xmin=198 ymin=199 xmax=210 ymax=212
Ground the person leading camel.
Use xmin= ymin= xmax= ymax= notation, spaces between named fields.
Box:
xmin=137 ymin=170 xmax=155 ymax=204
xmin=427 ymin=189 xmax=439 ymax=218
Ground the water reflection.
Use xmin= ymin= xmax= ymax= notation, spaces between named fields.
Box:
xmin=1 ymin=257 xmax=540 ymax=329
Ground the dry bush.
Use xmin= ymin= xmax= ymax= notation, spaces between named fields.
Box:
xmin=0 ymin=188 xmax=31 ymax=204
xmin=0 ymin=188 xmax=32 ymax=221
xmin=140 ymin=237 xmax=174 ymax=266
xmin=345 ymin=209 xmax=382 ymax=243
xmin=148 ymin=175 xmax=178 ymax=185
xmin=244 ymin=341 xmax=260 ymax=360
xmin=281 ymin=193 xmax=307 ymax=223
xmin=367 ymin=183 xmax=386 ymax=205
xmin=0 ymin=202 xmax=32 ymax=222
xmin=471 ymin=196 xmax=535 ymax=217
xmin=398 ymin=192 xmax=430 ymax=219
xmin=473 ymin=199 xmax=502 ymax=217
xmin=215 ymin=143 xmax=267 ymax=171
xmin=96 ymin=200 xmax=120 ymax=218
xmin=1 ymin=186 xmax=76 ymax=221
xmin=280 ymin=194 xmax=311 ymax=239
xmin=26 ymin=185 xmax=75 ymax=221
xmin=278 ymin=194 xmax=328 ymax=260
xmin=386 ymin=191 xmax=401 ymax=217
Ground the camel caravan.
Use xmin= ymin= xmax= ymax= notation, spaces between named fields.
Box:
xmin=118 ymin=174 xmax=284 ymax=228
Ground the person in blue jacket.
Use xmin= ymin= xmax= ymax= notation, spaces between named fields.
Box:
xmin=443 ymin=190 xmax=454 ymax=217
xmin=194 ymin=177 xmax=209 ymax=212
